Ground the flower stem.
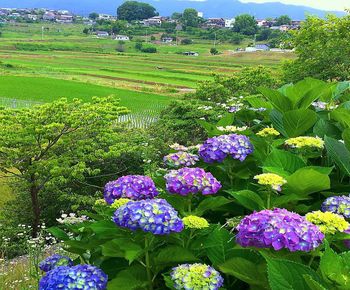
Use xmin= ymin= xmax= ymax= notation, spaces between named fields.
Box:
xmin=267 ymin=191 xmax=271 ymax=209
xmin=145 ymin=236 xmax=153 ymax=290
xmin=187 ymin=195 xmax=192 ymax=214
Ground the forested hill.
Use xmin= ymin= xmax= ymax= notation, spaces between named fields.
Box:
xmin=0 ymin=0 xmax=344 ymax=19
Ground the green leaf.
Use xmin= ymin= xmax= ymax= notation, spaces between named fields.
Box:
xmin=227 ymin=190 xmax=265 ymax=211
xmin=331 ymin=108 xmax=350 ymax=128
xmin=264 ymin=149 xmax=306 ymax=174
xmin=259 ymin=87 xmax=293 ymax=112
xmin=285 ymin=168 xmax=330 ymax=196
xmin=101 ymin=239 xmax=143 ymax=264
xmin=303 ymin=275 xmax=328 ymax=290
xmin=270 ymin=109 xmax=288 ymax=137
xmin=342 ymin=128 xmax=350 ymax=151
xmin=219 ymin=256 xmax=268 ymax=288
xmin=107 ymin=265 xmax=148 ymax=290
xmin=282 ymin=109 xmax=317 ymax=137
xmin=47 ymin=227 xmax=69 ymax=241
xmin=319 ymin=241 xmax=350 ymax=288
xmin=194 ymin=196 xmax=232 ymax=216
xmin=202 ymin=226 xmax=235 ymax=265
xmin=313 ymin=119 xmax=341 ymax=139
xmin=266 ymin=257 xmax=323 ymax=290
xmin=154 ymin=246 xmax=199 ymax=265
xmin=325 ymin=136 xmax=350 ymax=176
xmin=216 ymin=113 xmax=234 ymax=127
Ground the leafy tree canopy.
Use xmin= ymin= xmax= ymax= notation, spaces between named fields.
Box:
xmin=283 ymin=15 xmax=350 ymax=82
xmin=275 ymin=15 xmax=292 ymax=26
xmin=0 ymin=97 xmax=129 ymax=235
xmin=181 ymin=8 xmax=201 ymax=28
xmin=88 ymin=12 xmax=99 ymax=20
xmin=117 ymin=1 xmax=158 ymax=22
xmin=233 ymin=14 xmax=258 ymax=35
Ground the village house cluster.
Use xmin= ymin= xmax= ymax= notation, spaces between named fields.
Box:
xmin=0 ymin=8 xmax=76 ymax=23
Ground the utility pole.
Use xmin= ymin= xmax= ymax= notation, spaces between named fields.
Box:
xmin=213 ymin=32 xmax=217 ymax=48
xmin=41 ymin=26 xmax=44 ymax=40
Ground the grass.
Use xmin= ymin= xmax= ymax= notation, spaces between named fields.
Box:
xmin=0 ymin=76 xmax=171 ymax=113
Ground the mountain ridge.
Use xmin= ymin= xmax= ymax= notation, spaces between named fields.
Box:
xmin=0 ymin=0 xmax=344 ymax=19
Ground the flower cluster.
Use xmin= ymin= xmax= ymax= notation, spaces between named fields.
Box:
xmin=111 ymin=198 xmax=131 ymax=209
xmin=113 ymin=199 xmax=184 ymax=235
xmin=104 ymin=175 xmax=159 ymax=204
xmin=39 ymin=254 xmax=73 ymax=272
xmin=256 ymin=127 xmax=280 ymax=137
xmin=171 ymin=263 xmax=224 ymax=290
xmin=163 ymin=152 xmax=199 ymax=168
xmin=94 ymin=199 xmax=108 ymax=207
xmin=169 ymin=143 xmax=201 ymax=152
xmin=312 ymin=101 xmax=338 ymax=111
xmin=217 ymin=125 xmax=248 ymax=133
xmin=165 ymin=167 xmax=222 ymax=196
xmin=305 ymin=211 xmax=349 ymax=234
xmin=39 ymin=265 xmax=108 ymax=290
xmin=236 ymin=208 xmax=324 ymax=252
xmin=183 ymin=216 xmax=209 ymax=229
xmin=285 ymin=136 xmax=324 ymax=149
xmin=199 ymin=134 xmax=253 ymax=163
xmin=254 ymin=173 xmax=287 ymax=191
xmin=321 ymin=195 xmax=350 ymax=218
xmin=56 ymin=213 xmax=88 ymax=225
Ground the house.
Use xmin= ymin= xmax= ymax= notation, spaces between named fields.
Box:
xmin=115 ymin=35 xmax=129 ymax=41
xmin=203 ymin=18 xmax=225 ymax=28
xmin=43 ymin=12 xmax=56 ymax=21
xmin=98 ymin=14 xmax=117 ymax=21
xmin=245 ymin=47 xmax=257 ymax=52
xmin=225 ymin=18 xmax=235 ymax=28
xmin=96 ymin=31 xmax=109 ymax=37
xmin=144 ymin=16 xmax=162 ymax=26
xmin=279 ymin=25 xmax=290 ymax=32
xmin=198 ymin=12 xmax=204 ymax=18
xmin=56 ymin=14 xmax=73 ymax=23
xmin=255 ymin=44 xmax=270 ymax=51
xmin=183 ymin=51 xmax=199 ymax=56
xmin=256 ymin=19 xmax=268 ymax=27
xmin=26 ymin=14 xmax=38 ymax=21
xmin=161 ymin=37 xmax=173 ymax=43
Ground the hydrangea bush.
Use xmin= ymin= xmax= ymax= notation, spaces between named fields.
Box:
xmin=47 ymin=79 xmax=350 ymax=290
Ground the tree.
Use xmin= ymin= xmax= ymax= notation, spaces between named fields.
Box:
xmin=89 ymin=12 xmax=99 ymax=20
xmin=83 ymin=28 xmax=90 ymax=35
xmin=181 ymin=8 xmax=200 ymax=28
xmin=283 ymin=15 xmax=350 ymax=82
xmin=275 ymin=15 xmax=292 ymax=26
xmin=117 ymin=1 xmax=157 ymax=22
xmin=233 ymin=14 xmax=258 ymax=35
xmin=171 ymin=12 xmax=182 ymax=20
xmin=210 ymin=47 xmax=219 ymax=55
xmin=111 ymin=20 xmax=128 ymax=34
xmin=0 ymin=97 xmax=129 ymax=236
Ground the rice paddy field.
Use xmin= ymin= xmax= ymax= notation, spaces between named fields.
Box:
xmin=0 ymin=22 xmax=295 ymax=116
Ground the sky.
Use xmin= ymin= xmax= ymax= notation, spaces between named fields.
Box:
xmin=239 ymin=0 xmax=350 ymax=11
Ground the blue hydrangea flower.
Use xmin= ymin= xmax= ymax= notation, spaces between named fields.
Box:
xmin=113 ymin=199 xmax=184 ymax=235
xmin=39 ymin=264 xmax=108 ymax=290
xmin=163 ymin=151 xmax=199 ymax=168
xmin=236 ymin=208 xmax=324 ymax=252
xmin=199 ymin=134 xmax=253 ymax=163
xmin=171 ymin=263 xmax=224 ymax=290
xmin=39 ymin=254 xmax=73 ymax=272
xmin=104 ymin=175 xmax=159 ymax=204
xmin=165 ymin=167 xmax=222 ymax=196
xmin=321 ymin=195 xmax=350 ymax=218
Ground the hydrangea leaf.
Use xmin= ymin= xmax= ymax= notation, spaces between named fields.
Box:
xmin=107 ymin=265 xmax=148 ymax=290
xmin=264 ymin=149 xmax=306 ymax=174
xmin=266 ymin=257 xmax=324 ymax=290
xmin=282 ymin=109 xmax=317 ymax=137
xmin=194 ymin=196 xmax=232 ymax=216
xmin=101 ymin=239 xmax=143 ymax=264
xmin=325 ymin=136 xmax=350 ymax=176
xmin=227 ymin=190 xmax=265 ymax=211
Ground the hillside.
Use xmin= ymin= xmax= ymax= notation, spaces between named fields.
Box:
xmin=0 ymin=0 xmax=344 ymax=19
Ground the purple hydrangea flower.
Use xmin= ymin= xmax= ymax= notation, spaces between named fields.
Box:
xmin=164 ymin=167 xmax=222 ymax=196
xmin=236 ymin=208 xmax=324 ymax=252
xmin=39 ymin=254 xmax=73 ymax=272
xmin=199 ymin=134 xmax=253 ymax=163
xmin=163 ymin=151 xmax=199 ymax=168
xmin=113 ymin=199 xmax=184 ymax=235
xmin=39 ymin=265 xmax=108 ymax=290
xmin=321 ymin=195 xmax=350 ymax=218
xmin=171 ymin=263 xmax=224 ymax=290
xmin=344 ymin=228 xmax=350 ymax=249
xmin=104 ymin=175 xmax=159 ymax=204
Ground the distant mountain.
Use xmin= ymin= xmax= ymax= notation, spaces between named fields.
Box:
xmin=0 ymin=0 xmax=344 ymax=19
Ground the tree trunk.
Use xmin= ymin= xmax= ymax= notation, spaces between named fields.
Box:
xmin=30 ymin=176 xmax=41 ymax=238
